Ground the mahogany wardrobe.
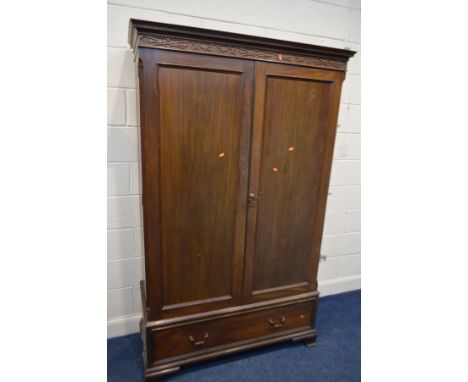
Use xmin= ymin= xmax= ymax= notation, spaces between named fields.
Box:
xmin=128 ymin=19 xmax=355 ymax=381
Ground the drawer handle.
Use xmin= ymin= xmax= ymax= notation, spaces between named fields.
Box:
xmin=268 ymin=316 xmax=287 ymax=328
xmin=188 ymin=332 xmax=209 ymax=346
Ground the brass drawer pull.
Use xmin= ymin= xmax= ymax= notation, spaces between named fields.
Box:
xmin=268 ymin=316 xmax=286 ymax=328
xmin=188 ymin=332 xmax=209 ymax=346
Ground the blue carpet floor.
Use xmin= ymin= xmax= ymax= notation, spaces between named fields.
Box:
xmin=108 ymin=290 xmax=360 ymax=381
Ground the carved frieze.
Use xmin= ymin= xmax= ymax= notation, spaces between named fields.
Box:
xmin=137 ymin=34 xmax=347 ymax=71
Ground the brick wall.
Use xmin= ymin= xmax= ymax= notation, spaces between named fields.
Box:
xmin=107 ymin=0 xmax=361 ymax=338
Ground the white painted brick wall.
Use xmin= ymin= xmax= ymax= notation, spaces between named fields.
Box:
xmin=330 ymin=160 xmax=360 ymax=186
xmin=107 ymin=127 xmax=140 ymax=162
xmin=334 ymin=133 xmax=360 ymax=160
xmin=108 ymin=287 xmax=136 ymax=318
xmin=107 ymin=0 xmax=360 ymax=337
xmin=107 ymin=48 xmax=136 ymax=88
xmin=345 ymin=210 xmax=361 ymax=232
xmin=318 ymin=253 xmax=360 ymax=280
xmin=107 ymin=163 xmax=130 ymax=196
xmin=134 ymin=227 xmax=144 ymax=258
xmin=107 ymin=88 xmax=126 ymax=125
xmin=327 ymin=186 xmax=361 ymax=211
xmin=129 ymin=162 xmax=141 ymax=194
xmin=125 ymin=89 xmax=139 ymax=126
xmin=108 ymin=257 xmax=144 ymax=289
xmin=347 ymin=105 xmax=361 ymax=133
xmin=323 ymin=211 xmax=346 ymax=235
xmin=107 ymin=195 xmax=142 ymax=229
xmin=107 ymin=228 xmax=135 ymax=260
xmin=321 ymin=232 xmax=361 ymax=257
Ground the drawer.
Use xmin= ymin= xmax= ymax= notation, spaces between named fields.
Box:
xmin=150 ymin=301 xmax=315 ymax=361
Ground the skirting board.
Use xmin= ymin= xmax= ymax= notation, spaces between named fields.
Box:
xmin=108 ymin=313 xmax=142 ymax=339
xmin=107 ymin=275 xmax=361 ymax=339
xmin=318 ymin=275 xmax=361 ymax=297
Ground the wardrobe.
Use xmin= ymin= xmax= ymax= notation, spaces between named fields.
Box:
xmin=129 ymin=19 xmax=355 ymax=381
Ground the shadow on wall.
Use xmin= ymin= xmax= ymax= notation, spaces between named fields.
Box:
xmin=107 ymin=45 xmax=144 ymax=334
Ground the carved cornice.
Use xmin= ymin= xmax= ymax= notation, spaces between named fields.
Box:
xmin=129 ymin=20 xmax=355 ymax=71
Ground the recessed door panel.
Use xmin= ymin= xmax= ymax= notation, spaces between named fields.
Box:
xmin=243 ymin=63 xmax=344 ymax=303
xmin=139 ymin=50 xmax=253 ymax=319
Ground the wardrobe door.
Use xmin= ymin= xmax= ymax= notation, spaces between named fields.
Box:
xmin=243 ymin=62 xmax=345 ymax=303
xmin=138 ymin=49 xmax=254 ymax=319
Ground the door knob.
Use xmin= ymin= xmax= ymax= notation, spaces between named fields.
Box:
xmin=248 ymin=193 xmax=258 ymax=207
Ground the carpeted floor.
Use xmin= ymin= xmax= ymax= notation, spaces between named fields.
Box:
xmin=108 ymin=290 xmax=360 ymax=381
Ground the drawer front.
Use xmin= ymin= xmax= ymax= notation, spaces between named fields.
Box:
xmin=151 ymin=301 xmax=315 ymax=361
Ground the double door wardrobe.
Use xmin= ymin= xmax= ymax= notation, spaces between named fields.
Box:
xmin=128 ymin=19 xmax=355 ymax=381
